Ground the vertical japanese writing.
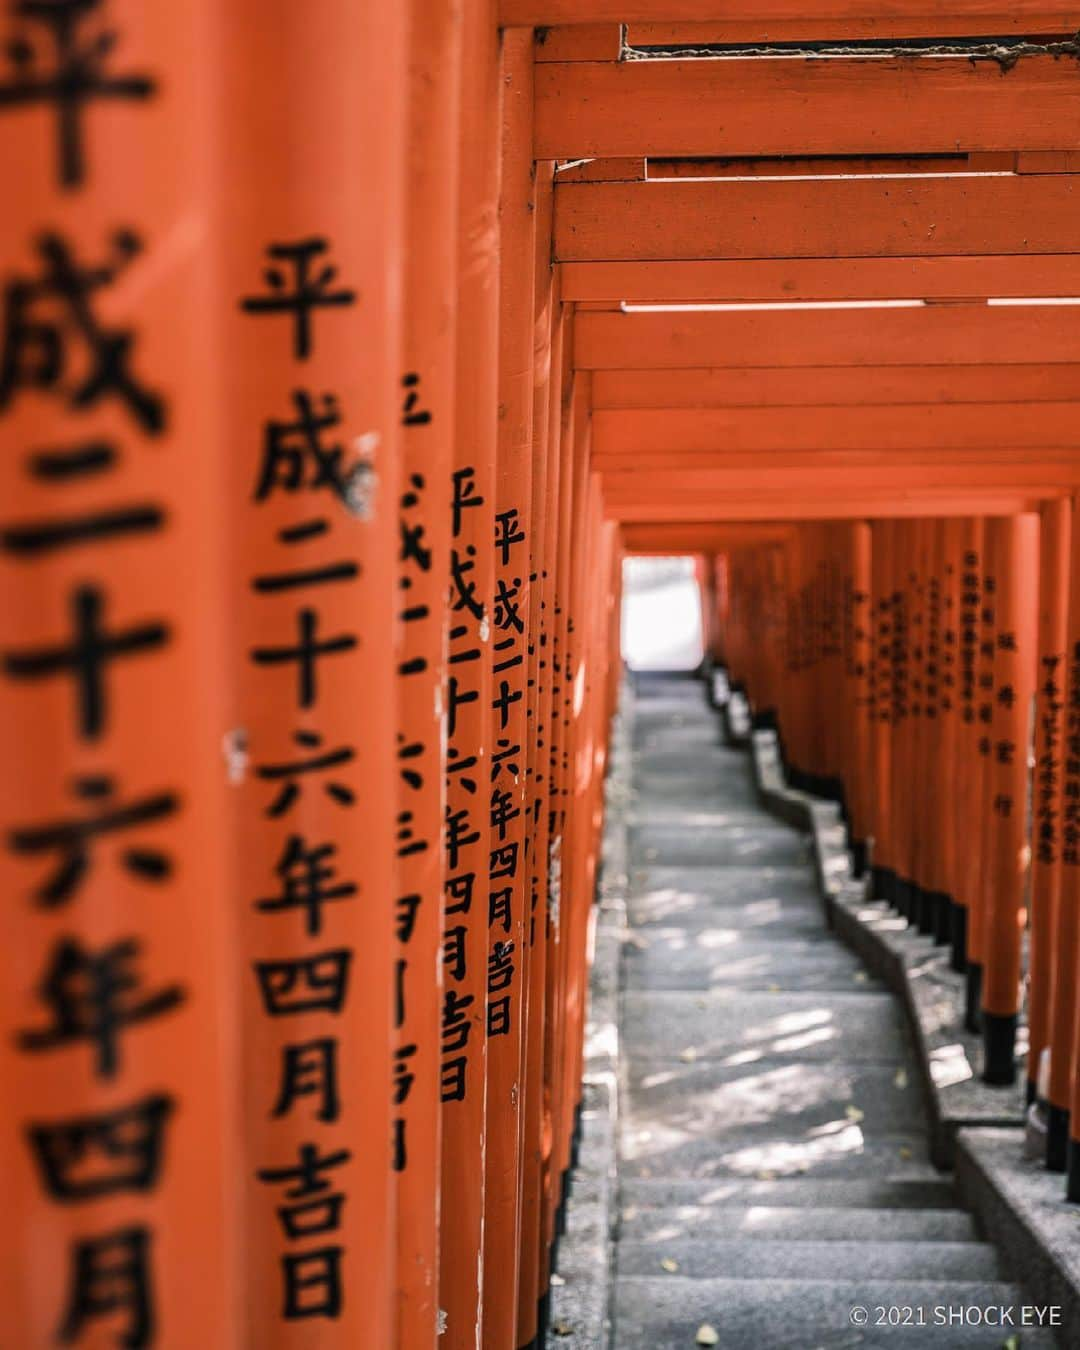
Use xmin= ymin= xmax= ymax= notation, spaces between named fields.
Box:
xmin=239 ymin=236 xmax=360 ymax=1322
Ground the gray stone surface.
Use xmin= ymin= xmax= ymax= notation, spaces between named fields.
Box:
xmin=619 ymin=1176 xmax=960 ymax=1211
xmin=617 ymin=1236 xmax=1000 ymax=1281
xmin=551 ymin=674 xmax=1061 ymax=1349
xmin=749 ymin=725 xmax=1027 ymax=1166
xmin=604 ymin=674 xmax=1053 ymax=1349
xmin=622 ymin=936 xmax=869 ymax=992
xmin=622 ymin=1059 xmax=928 ymax=1137
xmin=621 ymin=989 xmax=907 ymax=1064
xmin=610 ymin=1279 xmax=1057 ymax=1349
xmin=618 ymin=1204 xmax=977 ymax=1243
xmin=957 ymin=1127 xmax=1080 ymax=1350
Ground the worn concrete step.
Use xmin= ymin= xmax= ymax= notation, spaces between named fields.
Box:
xmin=622 ymin=937 xmax=867 ymax=992
xmin=630 ymin=862 xmax=816 ymax=901
xmin=618 ymin=1204 xmax=977 ymax=1244
xmin=612 ymin=1278 xmax=1057 ymax=1349
xmin=619 ymin=1176 xmax=959 ymax=1211
xmin=621 ymin=991 xmax=907 ymax=1064
xmin=626 ymin=896 xmax=825 ymax=935
xmin=617 ymin=1237 xmax=998 ymax=1282
xmin=630 ymin=822 xmax=807 ymax=868
xmin=622 ymin=1060 xmax=926 ymax=1138
xmin=619 ymin=1130 xmax=933 ymax=1181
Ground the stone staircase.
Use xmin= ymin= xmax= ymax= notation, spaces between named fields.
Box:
xmin=611 ymin=672 xmax=1055 ymax=1348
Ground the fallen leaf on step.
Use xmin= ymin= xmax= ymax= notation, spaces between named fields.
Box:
xmin=845 ymin=1105 xmax=865 ymax=1123
xmin=661 ymin=1257 xmax=679 ymax=1273
xmin=894 ymin=1068 xmax=909 ymax=1090
xmin=550 ymin=1273 xmax=566 ymax=1286
xmin=552 ymin=1321 xmax=573 ymax=1337
xmin=1002 ymin=1337 xmax=1019 ymax=1350
xmin=854 ymin=971 xmax=869 ymax=984
xmin=678 ymin=1047 xmax=699 ymax=1063
xmin=898 ymin=1145 xmax=913 ymax=1160
xmin=756 ymin=1169 xmax=777 ymax=1181
xmin=767 ymin=983 xmax=781 ymax=992
xmin=695 ymin=1326 xmax=720 ymax=1347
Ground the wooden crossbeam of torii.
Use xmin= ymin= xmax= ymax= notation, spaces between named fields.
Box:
xmin=602 ymin=486 xmax=1056 ymax=521
xmin=554 ymin=171 xmax=1080 ymax=300
xmin=590 ymin=365 xmax=1080 ymax=407
xmin=591 ymin=404 xmax=1080 ymax=454
xmin=504 ymin=3 xmax=1080 ymax=33
xmin=535 ymin=55 xmax=1080 ymax=159
xmin=620 ymin=521 xmax=795 ymax=551
xmin=574 ymin=306 xmax=1080 ymax=368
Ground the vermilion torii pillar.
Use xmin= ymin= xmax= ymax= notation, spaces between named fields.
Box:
xmin=0 ymin=2 xmax=241 ymax=1345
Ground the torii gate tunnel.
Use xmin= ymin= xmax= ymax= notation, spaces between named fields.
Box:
xmin=3 ymin=2 xmax=1080 ymax=1347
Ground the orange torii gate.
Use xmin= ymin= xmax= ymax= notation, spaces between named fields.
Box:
xmin=4 ymin=5 xmax=1080 ymax=1348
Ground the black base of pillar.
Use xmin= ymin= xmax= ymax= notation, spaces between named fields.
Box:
xmin=851 ymin=838 xmax=869 ymax=878
xmin=1026 ymin=1077 xmax=1037 ymax=1108
xmin=1067 ymin=1139 xmax=1080 ymax=1202
xmin=538 ymin=1291 xmax=551 ymax=1343
xmin=965 ymin=962 xmax=982 ymax=1034
xmin=894 ymin=877 xmax=915 ymax=922
xmin=930 ymin=891 xmax=952 ymax=946
xmin=951 ymin=903 xmax=968 ymax=973
xmin=1048 ymin=1106 xmax=1071 ymax=1172
xmin=872 ymin=866 xmax=895 ymax=905
xmin=982 ymin=1012 xmax=1017 ymax=1086
xmin=915 ymin=886 xmax=936 ymax=936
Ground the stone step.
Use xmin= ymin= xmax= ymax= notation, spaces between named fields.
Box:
xmin=622 ymin=937 xmax=868 ymax=992
xmin=630 ymin=823 xmax=807 ymax=868
xmin=618 ymin=1204 xmax=977 ymax=1244
xmin=630 ymin=862 xmax=818 ymax=901
xmin=619 ymin=1176 xmax=958 ymax=1211
xmin=619 ymin=1130 xmax=933 ymax=1181
xmin=622 ymin=1059 xmax=926 ymax=1138
xmin=621 ymin=990 xmax=907 ymax=1064
xmin=626 ymin=898 xmax=825 ymax=934
xmin=617 ymin=1237 xmax=999 ymax=1282
xmin=612 ymin=1278 xmax=1057 ymax=1349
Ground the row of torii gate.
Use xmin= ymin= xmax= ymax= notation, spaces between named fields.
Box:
xmin=4 ymin=2 xmax=1080 ymax=1349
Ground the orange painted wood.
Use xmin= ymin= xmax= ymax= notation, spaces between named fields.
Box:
xmin=870 ymin=522 xmax=896 ymax=877
xmin=516 ymin=208 xmax=559 ymax=1349
xmin=592 ymin=365 xmax=1080 ymax=409
xmin=622 ymin=524 xmax=794 ymax=552
xmin=0 ymin=2 xmax=242 ymax=1343
xmin=593 ymin=405 xmax=1080 ymax=454
xmin=554 ymin=175 xmax=1080 ymax=263
xmin=597 ymin=461 xmax=1080 ymax=497
xmin=535 ymin=56 xmax=1080 ymax=160
xmin=504 ymin=0 xmax=1079 ymax=31
xmin=934 ymin=520 xmax=964 ymax=907
xmin=575 ymin=308 xmax=1080 ymax=370
xmin=627 ymin=15 xmax=1080 ymax=42
xmin=1030 ymin=499 xmax=1071 ymax=1100
xmin=555 ymin=158 xmax=647 ymax=184
xmin=846 ymin=523 xmax=874 ymax=848
xmin=439 ymin=2 xmax=500 ymax=1344
xmin=482 ymin=28 xmax=536 ymax=1350
xmin=606 ymin=493 xmax=1044 ymax=523
xmin=533 ymin=23 xmax=623 ymax=61
xmin=560 ymin=256 xmax=1080 ymax=303
xmin=981 ymin=514 xmax=1039 ymax=1024
xmin=222 ymin=0 xmax=405 ymax=1343
xmin=646 ymin=154 xmax=1004 ymax=178
xmin=396 ymin=2 xmax=463 ymax=1344
xmin=1051 ymin=504 xmax=1080 ymax=1113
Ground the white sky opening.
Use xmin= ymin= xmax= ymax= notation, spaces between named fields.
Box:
xmin=621 ymin=555 xmax=704 ymax=672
